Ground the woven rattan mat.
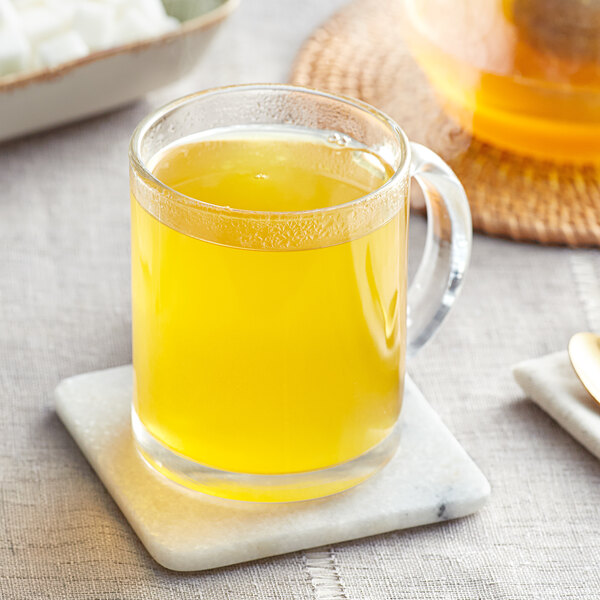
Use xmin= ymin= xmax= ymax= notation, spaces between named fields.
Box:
xmin=290 ymin=0 xmax=600 ymax=247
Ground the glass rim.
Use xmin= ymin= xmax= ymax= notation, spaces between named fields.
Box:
xmin=129 ymin=83 xmax=411 ymax=218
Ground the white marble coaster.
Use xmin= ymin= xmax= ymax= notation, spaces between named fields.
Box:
xmin=55 ymin=366 xmax=490 ymax=572
xmin=514 ymin=351 xmax=600 ymax=461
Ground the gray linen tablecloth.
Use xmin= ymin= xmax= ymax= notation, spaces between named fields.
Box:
xmin=2 ymin=1 xmax=600 ymax=598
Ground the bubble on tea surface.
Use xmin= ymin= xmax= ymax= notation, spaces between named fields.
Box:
xmin=326 ymin=132 xmax=351 ymax=147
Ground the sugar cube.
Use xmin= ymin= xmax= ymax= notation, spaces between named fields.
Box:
xmin=113 ymin=6 xmax=159 ymax=45
xmin=45 ymin=0 xmax=78 ymax=21
xmin=73 ymin=2 xmax=116 ymax=51
xmin=0 ymin=26 xmax=31 ymax=76
xmin=160 ymin=15 xmax=179 ymax=34
xmin=10 ymin=0 xmax=39 ymax=9
xmin=0 ymin=0 xmax=181 ymax=79
xmin=97 ymin=0 xmax=129 ymax=11
xmin=37 ymin=30 xmax=89 ymax=68
xmin=132 ymin=0 xmax=168 ymax=23
xmin=19 ymin=5 xmax=70 ymax=44
xmin=0 ymin=0 xmax=19 ymax=28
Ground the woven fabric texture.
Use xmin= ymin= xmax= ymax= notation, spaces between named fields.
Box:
xmin=1 ymin=1 xmax=600 ymax=598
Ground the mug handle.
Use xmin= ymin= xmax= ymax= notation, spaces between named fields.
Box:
xmin=407 ymin=142 xmax=472 ymax=357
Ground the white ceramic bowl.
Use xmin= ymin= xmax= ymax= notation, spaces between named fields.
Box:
xmin=0 ymin=0 xmax=239 ymax=142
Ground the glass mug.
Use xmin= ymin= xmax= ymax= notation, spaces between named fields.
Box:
xmin=129 ymin=84 xmax=471 ymax=502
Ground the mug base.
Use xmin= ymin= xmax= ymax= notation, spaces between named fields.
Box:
xmin=131 ymin=408 xmax=401 ymax=503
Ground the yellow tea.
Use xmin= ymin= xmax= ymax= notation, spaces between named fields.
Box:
xmin=131 ymin=128 xmax=406 ymax=498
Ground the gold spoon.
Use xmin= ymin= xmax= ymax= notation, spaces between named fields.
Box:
xmin=568 ymin=332 xmax=600 ymax=404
